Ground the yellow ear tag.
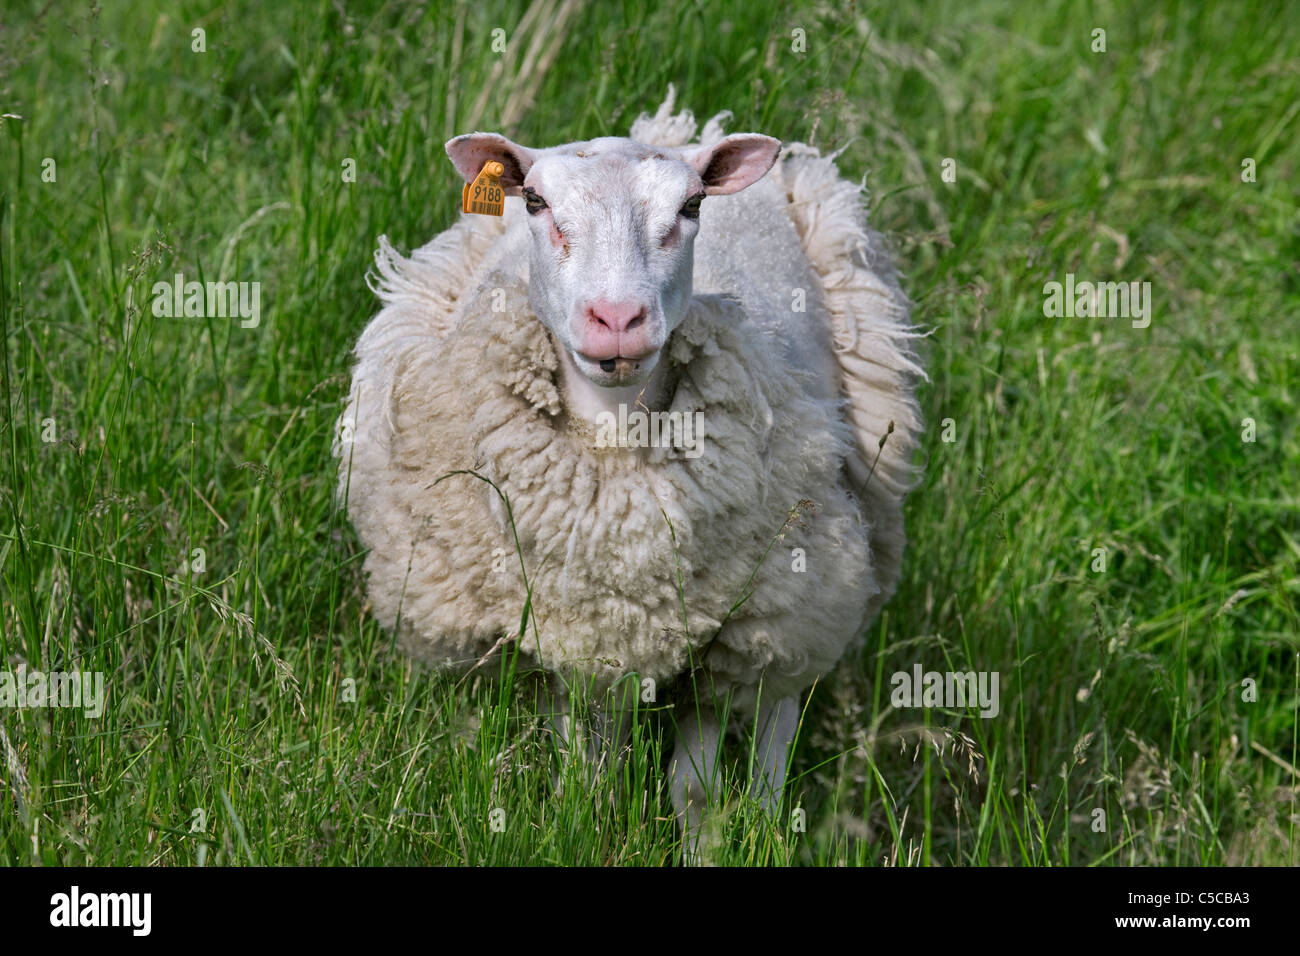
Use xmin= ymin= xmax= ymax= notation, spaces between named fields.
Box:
xmin=462 ymin=161 xmax=506 ymax=216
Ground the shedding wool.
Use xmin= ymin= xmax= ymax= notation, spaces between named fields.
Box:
xmin=337 ymin=95 xmax=924 ymax=713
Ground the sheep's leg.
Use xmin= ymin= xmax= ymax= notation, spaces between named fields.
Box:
xmin=669 ymin=699 xmax=722 ymax=863
xmin=544 ymin=683 xmax=574 ymax=754
xmin=544 ymin=684 xmax=585 ymax=795
xmin=749 ymin=694 xmax=798 ymax=814
xmin=545 ymin=683 xmax=630 ymax=785
xmin=579 ymin=701 xmax=631 ymax=772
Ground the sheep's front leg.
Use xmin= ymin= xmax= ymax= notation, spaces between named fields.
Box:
xmin=669 ymin=699 xmax=722 ymax=863
xmin=749 ymin=694 xmax=798 ymax=814
xmin=545 ymin=684 xmax=629 ymax=780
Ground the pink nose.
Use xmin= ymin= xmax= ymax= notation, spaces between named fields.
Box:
xmin=576 ymin=298 xmax=654 ymax=361
xmin=587 ymin=298 xmax=646 ymax=334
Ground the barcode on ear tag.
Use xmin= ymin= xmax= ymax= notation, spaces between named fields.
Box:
xmin=462 ymin=160 xmax=506 ymax=216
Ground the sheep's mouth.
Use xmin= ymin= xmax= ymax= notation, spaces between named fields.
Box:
xmin=573 ymin=351 xmax=659 ymax=385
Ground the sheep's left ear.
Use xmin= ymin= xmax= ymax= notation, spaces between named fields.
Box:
xmin=445 ymin=133 xmax=535 ymax=195
xmin=681 ymin=134 xmax=782 ymax=195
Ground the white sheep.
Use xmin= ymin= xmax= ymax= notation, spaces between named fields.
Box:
xmin=336 ymin=89 xmax=924 ymax=851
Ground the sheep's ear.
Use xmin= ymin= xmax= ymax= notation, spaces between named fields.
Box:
xmin=682 ymin=134 xmax=782 ymax=195
xmin=445 ymin=133 xmax=535 ymax=194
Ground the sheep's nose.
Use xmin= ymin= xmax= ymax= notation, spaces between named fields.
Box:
xmin=584 ymin=298 xmax=648 ymax=334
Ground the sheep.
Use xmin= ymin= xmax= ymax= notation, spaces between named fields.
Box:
xmin=335 ymin=88 xmax=924 ymax=852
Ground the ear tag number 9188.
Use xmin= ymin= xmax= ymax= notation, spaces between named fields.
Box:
xmin=463 ymin=161 xmax=505 ymax=216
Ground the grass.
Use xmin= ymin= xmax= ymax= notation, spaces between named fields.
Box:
xmin=1 ymin=0 xmax=1297 ymax=866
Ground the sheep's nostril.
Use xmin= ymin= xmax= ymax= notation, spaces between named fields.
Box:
xmin=585 ymin=299 xmax=651 ymax=336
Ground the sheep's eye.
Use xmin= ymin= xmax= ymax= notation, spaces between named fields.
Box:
xmin=679 ymin=193 xmax=704 ymax=220
xmin=522 ymin=187 xmax=548 ymax=215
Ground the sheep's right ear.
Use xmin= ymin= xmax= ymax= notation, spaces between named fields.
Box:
xmin=445 ymin=133 xmax=535 ymax=194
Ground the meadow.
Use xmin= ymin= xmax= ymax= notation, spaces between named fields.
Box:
xmin=1 ymin=0 xmax=1297 ymax=865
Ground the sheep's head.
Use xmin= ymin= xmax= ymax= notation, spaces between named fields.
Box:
xmin=446 ymin=131 xmax=781 ymax=391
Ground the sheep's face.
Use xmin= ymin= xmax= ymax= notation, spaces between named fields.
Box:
xmin=446 ymin=131 xmax=781 ymax=390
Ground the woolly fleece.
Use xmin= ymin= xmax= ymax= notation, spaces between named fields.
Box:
xmin=337 ymin=94 xmax=924 ymax=712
